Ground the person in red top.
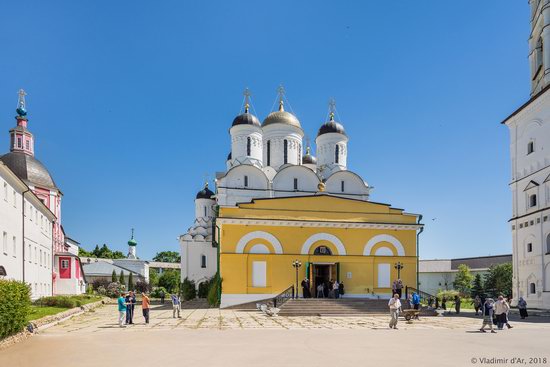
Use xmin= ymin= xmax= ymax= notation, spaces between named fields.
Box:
xmin=141 ymin=293 xmax=151 ymax=324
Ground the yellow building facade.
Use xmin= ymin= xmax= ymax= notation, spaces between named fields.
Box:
xmin=217 ymin=194 xmax=422 ymax=308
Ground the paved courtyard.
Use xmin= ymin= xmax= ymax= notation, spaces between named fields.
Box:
xmin=1 ymin=302 xmax=549 ymax=366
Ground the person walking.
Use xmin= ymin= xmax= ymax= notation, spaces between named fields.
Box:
xmin=333 ymin=280 xmax=340 ymax=299
xmin=494 ymin=295 xmax=508 ymax=330
xmin=518 ymin=297 xmax=528 ymax=319
xmin=117 ymin=292 xmax=127 ymax=328
xmin=392 ymin=280 xmax=397 ymax=298
xmin=388 ymin=293 xmax=402 ymax=329
xmin=141 ymin=292 xmax=150 ymax=324
xmin=171 ymin=293 xmax=181 ymax=318
xmin=454 ymin=295 xmax=461 ymax=314
xmin=473 ymin=296 xmax=482 ymax=316
xmin=338 ymin=281 xmax=345 ymax=299
xmin=441 ymin=296 xmax=447 ymax=311
xmin=504 ymin=297 xmax=513 ymax=329
xmin=160 ymin=290 xmax=165 ymax=304
xmin=411 ymin=292 xmax=421 ymax=320
xmin=480 ymin=298 xmax=497 ymax=333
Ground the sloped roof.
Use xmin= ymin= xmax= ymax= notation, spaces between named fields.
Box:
xmin=82 ymin=260 xmax=141 ymax=277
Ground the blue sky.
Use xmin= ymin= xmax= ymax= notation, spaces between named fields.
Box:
xmin=0 ymin=1 xmax=529 ymax=260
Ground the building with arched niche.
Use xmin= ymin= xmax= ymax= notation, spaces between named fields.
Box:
xmin=179 ymin=88 xmax=422 ymax=307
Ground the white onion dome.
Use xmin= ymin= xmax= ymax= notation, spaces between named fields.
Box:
xmin=262 ymin=100 xmax=302 ymax=129
xmin=317 ymin=112 xmax=346 ymax=137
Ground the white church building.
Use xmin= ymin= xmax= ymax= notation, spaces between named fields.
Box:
xmin=179 ymin=88 xmax=371 ymax=289
xmin=502 ymin=0 xmax=550 ymax=310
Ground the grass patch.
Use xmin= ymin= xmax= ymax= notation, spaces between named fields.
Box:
xmin=29 ymin=295 xmax=102 ymax=321
xmin=28 ymin=306 xmax=70 ymax=320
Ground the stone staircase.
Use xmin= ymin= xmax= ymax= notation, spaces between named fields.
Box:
xmin=277 ymin=298 xmax=434 ymax=317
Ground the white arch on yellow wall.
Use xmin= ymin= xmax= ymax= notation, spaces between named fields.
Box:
xmin=363 ymin=234 xmax=405 ymax=256
xmin=301 ymin=233 xmax=346 ymax=255
xmin=236 ymin=231 xmax=283 ymax=254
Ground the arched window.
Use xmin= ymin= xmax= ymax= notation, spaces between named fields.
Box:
xmin=313 ymin=246 xmax=332 ymax=255
xmin=247 ymin=137 xmax=251 ymax=156
xmin=244 ymin=175 xmax=248 ymax=187
xmin=530 ymin=282 xmax=536 ymax=294
xmin=201 ymin=255 xmax=207 ymax=268
xmin=527 ymin=243 xmax=533 ymax=253
xmin=267 ymin=140 xmax=271 ymax=166
xmin=335 ymin=145 xmax=339 ymax=164
xmin=204 ymin=206 xmax=207 ymax=217
xmin=297 ymin=144 xmax=301 ymax=163
xmin=530 ymin=194 xmax=537 ymax=207
xmin=546 ymin=233 xmax=550 ymax=254
xmin=293 ymin=178 xmax=298 ymax=190
xmin=284 ymin=139 xmax=288 ymax=164
xmin=527 ymin=141 xmax=534 ymax=155
xmin=341 ymin=180 xmax=345 ymax=192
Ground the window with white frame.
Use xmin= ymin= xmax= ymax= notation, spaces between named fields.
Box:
xmin=12 ymin=236 xmax=16 ymax=258
xmin=530 ymin=283 xmax=536 ymax=294
xmin=3 ymin=182 xmax=7 ymax=201
xmin=546 ymin=233 xmax=550 ymax=254
xmin=293 ymin=178 xmax=298 ymax=190
xmin=244 ymin=175 xmax=248 ymax=187
xmin=527 ymin=243 xmax=533 ymax=253
xmin=61 ymin=259 xmax=69 ymax=269
xmin=200 ymin=254 xmax=207 ymax=268
xmin=28 ymin=243 xmax=31 ymax=262
xmin=341 ymin=180 xmax=345 ymax=192
xmin=12 ymin=190 xmax=16 ymax=208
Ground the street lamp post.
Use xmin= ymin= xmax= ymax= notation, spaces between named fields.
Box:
xmin=394 ymin=262 xmax=404 ymax=279
xmin=292 ymin=260 xmax=302 ymax=299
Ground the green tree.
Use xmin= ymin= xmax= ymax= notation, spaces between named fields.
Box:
xmin=471 ymin=273 xmax=484 ymax=298
xmin=78 ymin=246 xmax=93 ymax=257
xmin=181 ymin=278 xmax=196 ymax=301
xmin=158 ymin=269 xmax=180 ymax=293
xmin=111 ymin=270 xmax=117 ymax=283
xmin=111 ymin=251 xmax=126 ymax=259
xmin=128 ymin=272 xmax=134 ymax=291
xmin=153 ymin=251 xmax=181 ymax=263
xmin=453 ymin=264 xmax=474 ymax=296
xmin=119 ymin=270 xmax=125 ymax=285
xmin=149 ymin=268 xmax=159 ymax=287
xmin=483 ymin=263 xmax=513 ymax=298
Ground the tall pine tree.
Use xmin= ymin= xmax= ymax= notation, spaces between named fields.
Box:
xmin=128 ymin=273 xmax=134 ymax=291
xmin=112 ymin=270 xmax=117 ymax=283
xmin=471 ymin=273 xmax=484 ymax=298
xmin=119 ymin=270 xmax=125 ymax=286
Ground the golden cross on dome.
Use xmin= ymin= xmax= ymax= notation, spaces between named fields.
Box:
xmin=328 ymin=97 xmax=336 ymax=120
xmin=277 ymin=84 xmax=285 ymax=111
xmin=18 ymin=89 xmax=27 ymax=109
xmin=243 ymin=87 xmax=251 ymax=112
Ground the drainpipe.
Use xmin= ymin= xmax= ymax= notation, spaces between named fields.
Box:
xmin=21 ymin=188 xmax=30 ymax=283
xmin=416 ymin=214 xmax=423 ymax=290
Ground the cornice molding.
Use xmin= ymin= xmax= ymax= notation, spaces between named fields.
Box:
xmin=216 ymin=217 xmax=422 ymax=230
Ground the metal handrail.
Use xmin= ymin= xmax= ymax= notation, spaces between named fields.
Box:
xmin=272 ymin=285 xmax=294 ymax=308
xmin=405 ymin=286 xmax=435 ymax=305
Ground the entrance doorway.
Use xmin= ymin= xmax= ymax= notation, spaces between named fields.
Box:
xmin=311 ymin=263 xmax=337 ymax=298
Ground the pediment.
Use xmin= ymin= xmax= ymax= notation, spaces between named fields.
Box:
xmin=524 ymin=180 xmax=540 ymax=191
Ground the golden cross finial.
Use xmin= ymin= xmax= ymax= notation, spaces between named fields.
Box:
xmin=328 ymin=97 xmax=336 ymax=121
xmin=243 ymin=87 xmax=251 ymax=113
xmin=277 ymin=84 xmax=285 ymax=111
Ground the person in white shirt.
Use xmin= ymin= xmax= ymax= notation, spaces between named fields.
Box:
xmin=388 ymin=293 xmax=402 ymax=329
xmin=333 ymin=281 xmax=340 ymax=299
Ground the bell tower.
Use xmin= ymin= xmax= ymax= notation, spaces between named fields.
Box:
xmin=9 ymin=89 xmax=35 ymax=156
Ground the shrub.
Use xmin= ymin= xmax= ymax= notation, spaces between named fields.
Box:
xmin=135 ymin=279 xmax=151 ymax=294
xmin=0 ymin=279 xmax=31 ymax=338
xmin=35 ymin=296 xmax=77 ymax=308
xmin=180 ymin=278 xmax=196 ymax=301
xmin=198 ymin=279 xmax=210 ymax=298
xmin=92 ymin=278 xmax=110 ymax=291
xmin=96 ymin=282 xmax=126 ymax=298
xmin=158 ymin=270 xmax=180 ymax=293
xmin=207 ymin=275 xmax=222 ymax=307
xmin=150 ymin=287 xmax=168 ymax=299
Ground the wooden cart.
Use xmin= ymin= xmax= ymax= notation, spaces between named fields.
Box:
xmin=401 ymin=309 xmax=420 ymax=322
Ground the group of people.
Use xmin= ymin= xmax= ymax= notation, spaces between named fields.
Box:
xmin=387 ymin=291 xmax=421 ymax=329
xmin=117 ymin=291 xmax=150 ymax=327
xmin=427 ymin=294 xmax=462 ymax=314
xmin=301 ymin=278 xmax=344 ymax=298
xmin=116 ymin=291 xmax=183 ymax=327
xmin=479 ymin=295 xmax=527 ymax=333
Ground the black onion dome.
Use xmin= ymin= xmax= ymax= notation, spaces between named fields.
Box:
xmin=232 ymin=111 xmax=260 ymax=127
xmin=196 ymin=184 xmax=215 ymax=199
xmin=0 ymin=152 xmax=58 ymax=190
xmin=302 ymin=153 xmax=317 ymax=165
xmin=317 ymin=118 xmax=346 ymax=137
